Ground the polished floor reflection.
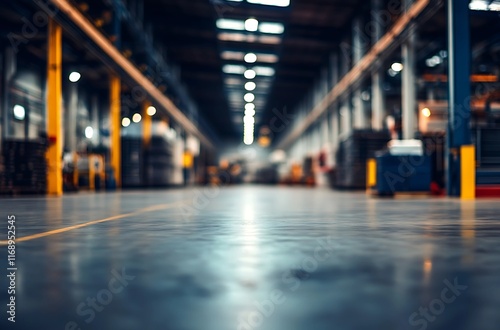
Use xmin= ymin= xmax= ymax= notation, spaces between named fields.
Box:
xmin=1 ymin=186 xmax=500 ymax=330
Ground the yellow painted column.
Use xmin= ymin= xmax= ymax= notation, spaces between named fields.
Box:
xmin=142 ymin=102 xmax=152 ymax=148
xmin=46 ymin=19 xmax=63 ymax=196
xmin=110 ymin=75 xmax=121 ymax=188
xmin=366 ymin=158 xmax=377 ymax=191
xmin=461 ymin=145 xmax=476 ymax=200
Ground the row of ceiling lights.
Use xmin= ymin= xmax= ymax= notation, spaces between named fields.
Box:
xmin=122 ymin=106 xmax=157 ymax=127
xmin=66 ymin=70 xmax=159 ymax=129
xmin=217 ymin=1 xmax=288 ymax=145
xmin=226 ymin=0 xmax=290 ymax=7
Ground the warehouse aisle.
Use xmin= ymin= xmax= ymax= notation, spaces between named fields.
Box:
xmin=1 ymin=187 xmax=500 ymax=330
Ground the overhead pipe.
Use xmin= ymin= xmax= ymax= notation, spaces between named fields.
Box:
xmin=277 ymin=0 xmax=434 ymax=150
xmin=48 ymin=0 xmax=215 ymax=149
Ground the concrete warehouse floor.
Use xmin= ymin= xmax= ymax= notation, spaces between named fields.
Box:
xmin=1 ymin=186 xmax=500 ymax=330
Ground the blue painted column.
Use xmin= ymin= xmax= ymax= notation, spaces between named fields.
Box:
xmin=447 ymin=0 xmax=472 ymax=197
xmin=112 ymin=0 xmax=122 ymax=49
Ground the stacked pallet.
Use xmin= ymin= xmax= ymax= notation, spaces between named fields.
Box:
xmin=121 ymin=137 xmax=144 ymax=188
xmin=417 ymin=132 xmax=446 ymax=188
xmin=145 ymin=136 xmax=173 ymax=187
xmin=335 ymin=130 xmax=391 ymax=189
xmin=476 ymin=127 xmax=500 ymax=185
xmin=1 ymin=140 xmax=48 ymax=195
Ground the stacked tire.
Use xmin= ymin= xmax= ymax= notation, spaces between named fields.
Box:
xmin=1 ymin=140 xmax=48 ymax=195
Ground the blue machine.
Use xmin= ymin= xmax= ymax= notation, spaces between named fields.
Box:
xmin=376 ymin=154 xmax=432 ymax=195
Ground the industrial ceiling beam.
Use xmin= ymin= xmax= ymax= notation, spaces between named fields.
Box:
xmin=47 ymin=0 xmax=215 ymax=149
xmin=276 ymin=0 xmax=434 ymax=150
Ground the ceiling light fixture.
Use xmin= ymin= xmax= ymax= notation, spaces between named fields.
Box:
xmin=244 ymin=69 xmax=257 ymax=79
xmin=391 ymin=62 xmax=404 ymax=72
xmin=245 ymin=82 xmax=257 ymax=91
xmin=245 ymin=18 xmax=259 ymax=32
xmin=245 ymin=103 xmax=255 ymax=110
xmin=85 ymin=126 xmax=94 ymax=139
xmin=69 ymin=71 xmax=81 ymax=83
xmin=147 ymin=106 xmax=157 ymax=116
xmin=13 ymin=105 xmax=26 ymax=120
xmin=422 ymin=108 xmax=431 ymax=118
xmin=258 ymin=22 xmax=285 ymax=34
xmin=216 ymin=18 xmax=245 ymax=31
xmin=244 ymin=93 xmax=255 ymax=102
xmin=245 ymin=109 xmax=256 ymax=117
xmin=223 ymin=64 xmax=247 ymax=75
xmin=132 ymin=113 xmax=142 ymax=123
xmin=122 ymin=117 xmax=131 ymax=127
xmin=244 ymin=53 xmax=258 ymax=63
xmin=247 ymin=0 xmax=290 ymax=7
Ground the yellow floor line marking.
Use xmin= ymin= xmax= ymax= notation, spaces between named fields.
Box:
xmin=0 ymin=199 xmax=190 ymax=245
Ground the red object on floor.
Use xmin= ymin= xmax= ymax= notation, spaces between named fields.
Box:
xmin=476 ymin=185 xmax=500 ymax=198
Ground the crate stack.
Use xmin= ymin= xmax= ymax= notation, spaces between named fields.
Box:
xmin=417 ymin=132 xmax=446 ymax=188
xmin=1 ymin=140 xmax=48 ymax=195
xmin=145 ymin=136 xmax=174 ymax=187
xmin=476 ymin=127 xmax=500 ymax=185
xmin=335 ymin=130 xmax=391 ymax=189
xmin=121 ymin=137 xmax=144 ymax=188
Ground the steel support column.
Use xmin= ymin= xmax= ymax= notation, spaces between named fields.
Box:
xmin=110 ymin=74 xmax=121 ymax=188
xmin=91 ymin=95 xmax=99 ymax=145
xmin=340 ymin=99 xmax=352 ymax=136
xmin=402 ymin=0 xmax=417 ymax=140
xmin=66 ymin=82 xmax=78 ymax=152
xmin=2 ymin=48 xmax=16 ymax=141
xmin=46 ymin=19 xmax=63 ymax=196
xmin=371 ymin=0 xmax=386 ymax=130
xmin=447 ymin=0 xmax=474 ymax=198
xmin=353 ymin=18 xmax=368 ymax=129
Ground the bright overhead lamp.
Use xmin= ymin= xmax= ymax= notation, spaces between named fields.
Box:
xmin=85 ymin=126 xmax=94 ymax=139
xmin=147 ymin=106 xmax=157 ymax=116
xmin=132 ymin=113 xmax=142 ymax=123
xmin=391 ymin=62 xmax=403 ymax=72
xmin=122 ymin=117 xmax=131 ymax=127
xmin=216 ymin=18 xmax=245 ymax=31
xmin=254 ymin=66 xmax=275 ymax=77
xmin=245 ymin=103 xmax=255 ymax=111
xmin=247 ymin=0 xmax=290 ymax=7
xmin=223 ymin=64 xmax=247 ymax=75
xmin=69 ymin=71 xmax=81 ymax=83
xmin=244 ymin=93 xmax=255 ymax=102
xmin=244 ymin=116 xmax=255 ymax=124
xmin=245 ymin=82 xmax=257 ymax=91
xmin=469 ymin=0 xmax=489 ymax=10
xmin=245 ymin=18 xmax=259 ymax=32
xmin=244 ymin=69 xmax=257 ymax=79
xmin=13 ymin=105 xmax=25 ymax=120
xmin=422 ymin=108 xmax=431 ymax=118
xmin=244 ymin=53 xmax=258 ymax=63
xmin=258 ymin=22 xmax=285 ymax=34
xmin=245 ymin=109 xmax=256 ymax=117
